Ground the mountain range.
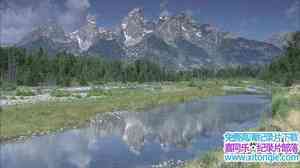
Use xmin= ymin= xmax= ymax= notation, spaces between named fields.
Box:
xmin=17 ymin=8 xmax=283 ymax=69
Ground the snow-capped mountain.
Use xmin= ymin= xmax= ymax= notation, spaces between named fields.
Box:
xmin=17 ymin=8 xmax=283 ymax=69
xmin=69 ymin=15 xmax=99 ymax=51
xmin=121 ymin=8 xmax=154 ymax=47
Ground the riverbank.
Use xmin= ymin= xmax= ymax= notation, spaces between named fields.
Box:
xmin=181 ymin=84 xmax=300 ymax=168
xmin=1 ymin=80 xmax=223 ymax=141
xmin=0 ymin=79 xmax=267 ymax=142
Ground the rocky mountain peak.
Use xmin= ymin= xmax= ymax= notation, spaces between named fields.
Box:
xmin=87 ymin=14 xmax=97 ymax=26
xmin=128 ymin=8 xmax=144 ymax=18
xmin=17 ymin=7 xmax=283 ymax=69
xmin=266 ymin=32 xmax=296 ymax=49
xmin=98 ymin=27 xmax=116 ymax=40
xmin=175 ymin=12 xmax=193 ymax=21
xmin=158 ymin=15 xmax=169 ymax=24
xmin=121 ymin=8 xmax=147 ymax=46
xmin=69 ymin=14 xmax=99 ymax=51
xmin=156 ymin=12 xmax=196 ymax=44
xmin=98 ymin=27 xmax=107 ymax=33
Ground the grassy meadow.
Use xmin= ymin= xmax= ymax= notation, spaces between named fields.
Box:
xmin=1 ymin=79 xmax=246 ymax=141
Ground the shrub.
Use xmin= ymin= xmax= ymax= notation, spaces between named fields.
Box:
xmin=200 ymin=152 xmax=220 ymax=168
xmin=16 ymin=87 xmax=35 ymax=96
xmin=92 ymin=80 xmax=105 ymax=85
xmin=272 ymin=94 xmax=289 ymax=117
xmin=78 ymin=79 xmax=89 ymax=86
xmin=188 ymin=80 xmax=197 ymax=87
xmin=74 ymin=94 xmax=83 ymax=99
xmin=50 ymin=89 xmax=71 ymax=97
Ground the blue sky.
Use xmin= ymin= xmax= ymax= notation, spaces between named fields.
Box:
xmin=1 ymin=0 xmax=300 ymax=43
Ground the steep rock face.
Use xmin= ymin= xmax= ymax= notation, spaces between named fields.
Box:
xmin=124 ymin=34 xmax=179 ymax=67
xmin=266 ymin=33 xmax=292 ymax=49
xmin=98 ymin=27 xmax=116 ymax=40
xmin=173 ymin=38 xmax=211 ymax=69
xmin=121 ymin=8 xmax=179 ymax=64
xmin=216 ymin=38 xmax=283 ymax=66
xmin=155 ymin=12 xmax=282 ymax=68
xmin=86 ymin=25 xmax=127 ymax=59
xmin=120 ymin=8 xmax=156 ymax=48
xmin=18 ymin=21 xmax=79 ymax=55
xmin=69 ymin=15 xmax=99 ymax=51
xmin=266 ymin=32 xmax=300 ymax=49
xmin=121 ymin=8 xmax=149 ymax=47
xmin=155 ymin=13 xmax=224 ymax=67
xmin=156 ymin=13 xmax=221 ymax=55
xmin=156 ymin=13 xmax=189 ymax=44
xmin=87 ymin=38 xmax=126 ymax=59
xmin=122 ymin=11 xmax=213 ymax=68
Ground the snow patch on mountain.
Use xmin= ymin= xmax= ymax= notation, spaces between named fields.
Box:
xmin=196 ymin=32 xmax=202 ymax=38
xmin=68 ymin=15 xmax=99 ymax=51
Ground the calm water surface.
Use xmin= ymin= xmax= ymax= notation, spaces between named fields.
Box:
xmin=0 ymin=95 xmax=271 ymax=168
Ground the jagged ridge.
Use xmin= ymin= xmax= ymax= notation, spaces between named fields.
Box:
xmin=17 ymin=8 xmax=283 ymax=69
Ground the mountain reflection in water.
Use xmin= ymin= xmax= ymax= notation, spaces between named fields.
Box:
xmin=1 ymin=95 xmax=271 ymax=168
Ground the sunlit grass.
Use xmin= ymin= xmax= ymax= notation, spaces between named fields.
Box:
xmin=271 ymin=94 xmax=289 ymax=118
xmin=0 ymin=81 xmax=224 ymax=140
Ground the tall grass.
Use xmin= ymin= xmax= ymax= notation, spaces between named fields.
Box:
xmin=271 ymin=87 xmax=289 ymax=118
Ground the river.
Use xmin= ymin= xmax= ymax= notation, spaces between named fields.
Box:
xmin=0 ymin=94 xmax=271 ymax=168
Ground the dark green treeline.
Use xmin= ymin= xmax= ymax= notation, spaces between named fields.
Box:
xmin=0 ymin=47 xmax=263 ymax=87
xmin=262 ymin=32 xmax=300 ymax=86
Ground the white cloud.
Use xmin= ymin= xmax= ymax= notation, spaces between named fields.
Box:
xmin=160 ymin=0 xmax=168 ymax=11
xmin=1 ymin=0 xmax=91 ymax=44
xmin=160 ymin=10 xmax=171 ymax=17
xmin=286 ymin=0 xmax=300 ymax=18
xmin=59 ymin=0 xmax=91 ymax=31
xmin=160 ymin=0 xmax=171 ymax=17
xmin=65 ymin=0 xmax=90 ymax=11
xmin=286 ymin=0 xmax=300 ymax=29
xmin=1 ymin=6 xmax=42 ymax=43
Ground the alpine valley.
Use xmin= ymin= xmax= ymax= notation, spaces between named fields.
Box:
xmin=17 ymin=8 xmax=283 ymax=69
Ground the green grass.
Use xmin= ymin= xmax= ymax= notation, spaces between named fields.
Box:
xmin=270 ymin=86 xmax=295 ymax=119
xmin=16 ymin=87 xmax=36 ymax=96
xmin=50 ymin=89 xmax=72 ymax=97
xmin=271 ymin=93 xmax=289 ymax=118
xmin=87 ymin=87 xmax=112 ymax=97
xmin=0 ymin=81 xmax=225 ymax=140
